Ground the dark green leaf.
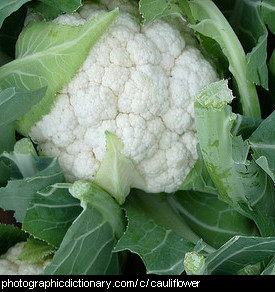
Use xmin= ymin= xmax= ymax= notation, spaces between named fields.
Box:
xmin=231 ymin=114 xmax=263 ymax=139
xmin=261 ymin=257 xmax=275 ymax=275
xmin=0 ymin=87 xmax=46 ymax=128
xmin=270 ymin=49 xmax=275 ymax=77
xmin=214 ymin=0 xmax=275 ymax=89
xmin=188 ymin=0 xmax=261 ymax=118
xmin=44 ymin=182 xmax=125 ymax=275
xmin=23 ymin=184 xmax=82 ymax=248
xmin=115 ymin=192 xmax=195 ymax=275
xmin=32 ymin=0 xmax=82 ymax=19
xmin=0 ymin=0 xmax=31 ymax=29
xmin=0 ymin=160 xmax=10 ymax=186
xmin=0 ymin=123 xmax=15 ymax=154
xmin=0 ymin=5 xmax=27 ymax=59
xmin=0 ymin=157 xmax=64 ymax=222
xmin=0 ymin=87 xmax=46 ymax=154
xmin=204 ymin=236 xmax=275 ymax=275
xmin=249 ymin=110 xmax=275 ymax=183
xmin=170 ymin=191 xmax=259 ymax=249
xmin=0 ymin=223 xmax=27 ymax=254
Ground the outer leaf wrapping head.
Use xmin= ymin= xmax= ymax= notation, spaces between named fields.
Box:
xmin=0 ymin=9 xmax=119 ymax=135
xmin=93 ymin=131 xmax=145 ymax=205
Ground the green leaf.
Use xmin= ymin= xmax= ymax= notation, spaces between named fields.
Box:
xmin=179 ymin=155 xmax=219 ymax=195
xmin=0 ymin=160 xmax=10 ymax=187
xmin=261 ymin=257 xmax=275 ymax=275
xmin=18 ymin=237 xmax=55 ymax=262
xmin=124 ymin=190 xmax=207 ymax=247
xmin=188 ymin=0 xmax=261 ymax=118
xmin=0 ymin=0 xmax=31 ymax=29
xmin=39 ymin=0 xmax=82 ymax=13
xmin=194 ymin=80 xmax=275 ymax=235
xmin=0 ymin=9 xmax=119 ymax=136
xmin=231 ymin=113 xmax=263 ymax=140
xmin=170 ymin=191 xmax=259 ymax=249
xmin=214 ymin=0 xmax=275 ymax=88
xmin=0 ymin=123 xmax=15 ymax=154
xmin=248 ymin=110 xmax=275 ymax=183
xmin=94 ymin=131 xmax=145 ymax=205
xmin=1 ymin=138 xmax=38 ymax=179
xmin=0 ymin=223 xmax=27 ymax=255
xmin=0 ymin=51 xmax=12 ymax=66
xmin=32 ymin=0 xmax=82 ymax=19
xmin=0 ymin=87 xmax=46 ymax=153
xmin=23 ymin=183 xmax=82 ymax=248
xmin=222 ymin=0 xmax=271 ymax=89
xmin=232 ymin=0 xmax=275 ymax=89
xmin=43 ymin=181 xmax=125 ymax=275
xmin=139 ymin=0 xmax=183 ymax=25
xmin=0 ymin=87 xmax=46 ymax=128
xmin=269 ymin=49 xmax=275 ymax=77
xmin=0 ymin=5 xmax=27 ymax=59
xmin=115 ymin=192 xmax=195 ymax=275
xmin=204 ymin=236 xmax=275 ymax=275
xmin=0 ymin=157 xmax=64 ymax=222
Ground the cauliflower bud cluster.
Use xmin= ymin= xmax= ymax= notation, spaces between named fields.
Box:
xmin=29 ymin=0 xmax=218 ymax=194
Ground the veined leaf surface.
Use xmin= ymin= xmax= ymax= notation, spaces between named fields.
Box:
xmin=0 ymin=9 xmax=118 ymax=135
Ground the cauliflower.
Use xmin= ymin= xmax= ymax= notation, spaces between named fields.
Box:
xmin=0 ymin=242 xmax=51 ymax=275
xmin=29 ymin=0 xmax=218 ymax=196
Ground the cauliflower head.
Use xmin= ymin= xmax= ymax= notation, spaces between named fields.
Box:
xmin=0 ymin=242 xmax=51 ymax=275
xmin=29 ymin=0 xmax=218 ymax=194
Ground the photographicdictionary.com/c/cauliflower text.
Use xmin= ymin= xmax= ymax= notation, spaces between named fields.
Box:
xmin=0 ymin=277 xmax=202 ymax=290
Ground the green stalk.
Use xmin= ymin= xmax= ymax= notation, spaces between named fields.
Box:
xmin=194 ymin=80 xmax=275 ymax=231
xmin=188 ymin=0 xmax=261 ymax=118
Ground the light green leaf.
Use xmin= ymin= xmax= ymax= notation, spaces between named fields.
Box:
xmin=23 ymin=183 xmax=82 ymax=248
xmin=0 ymin=9 xmax=119 ymax=135
xmin=0 ymin=0 xmax=31 ymax=29
xmin=18 ymin=237 xmax=55 ymax=262
xmin=179 ymin=154 xmax=219 ymax=196
xmin=44 ymin=181 xmax=125 ymax=275
xmin=139 ymin=0 xmax=183 ymax=25
xmin=194 ymin=80 xmax=275 ymax=235
xmin=94 ymin=131 xmax=145 ymax=205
